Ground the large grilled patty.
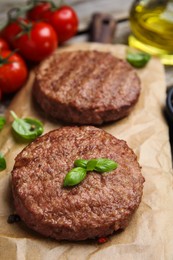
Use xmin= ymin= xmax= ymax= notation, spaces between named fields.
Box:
xmin=33 ymin=50 xmax=141 ymax=125
xmin=11 ymin=126 xmax=144 ymax=241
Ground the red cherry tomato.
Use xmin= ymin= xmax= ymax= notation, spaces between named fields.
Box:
xmin=1 ymin=18 xmax=27 ymax=48
xmin=26 ymin=3 xmax=78 ymax=43
xmin=14 ymin=22 xmax=58 ymax=62
xmin=0 ymin=38 xmax=9 ymax=51
xmin=49 ymin=6 xmax=78 ymax=43
xmin=0 ymin=50 xmax=28 ymax=94
xmin=27 ymin=2 xmax=52 ymax=21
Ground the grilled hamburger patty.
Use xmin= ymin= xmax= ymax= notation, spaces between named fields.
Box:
xmin=11 ymin=126 xmax=144 ymax=241
xmin=33 ymin=50 xmax=141 ymax=125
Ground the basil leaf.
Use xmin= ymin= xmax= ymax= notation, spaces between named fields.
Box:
xmin=63 ymin=167 xmax=87 ymax=187
xmin=126 ymin=52 xmax=151 ymax=68
xmin=11 ymin=111 xmax=43 ymax=141
xmin=0 ymin=116 xmax=6 ymax=130
xmin=94 ymin=158 xmax=118 ymax=173
xmin=0 ymin=153 xmax=6 ymax=171
xmin=74 ymin=159 xmax=88 ymax=168
xmin=86 ymin=159 xmax=97 ymax=171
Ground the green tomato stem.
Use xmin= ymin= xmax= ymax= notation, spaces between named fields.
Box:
xmin=10 ymin=110 xmax=18 ymax=120
xmin=27 ymin=0 xmax=57 ymax=10
xmin=0 ymin=50 xmax=18 ymax=67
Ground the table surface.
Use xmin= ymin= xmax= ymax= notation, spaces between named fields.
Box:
xmin=0 ymin=0 xmax=173 ymax=115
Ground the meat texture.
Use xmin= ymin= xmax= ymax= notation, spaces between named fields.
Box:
xmin=33 ymin=50 xmax=141 ymax=125
xmin=11 ymin=126 xmax=144 ymax=241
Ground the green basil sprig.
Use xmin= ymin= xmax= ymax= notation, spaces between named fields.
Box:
xmin=0 ymin=153 xmax=6 ymax=171
xmin=126 ymin=52 xmax=151 ymax=68
xmin=0 ymin=116 xmax=6 ymax=130
xmin=10 ymin=111 xmax=43 ymax=141
xmin=64 ymin=158 xmax=118 ymax=187
xmin=92 ymin=158 xmax=118 ymax=173
xmin=74 ymin=159 xmax=88 ymax=168
xmin=75 ymin=158 xmax=118 ymax=173
xmin=63 ymin=167 xmax=87 ymax=187
xmin=86 ymin=159 xmax=97 ymax=171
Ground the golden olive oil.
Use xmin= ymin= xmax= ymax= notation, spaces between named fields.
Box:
xmin=129 ymin=1 xmax=173 ymax=65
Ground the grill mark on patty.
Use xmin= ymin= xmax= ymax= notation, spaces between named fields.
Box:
xmin=52 ymin=52 xmax=101 ymax=99
xmin=41 ymin=51 xmax=139 ymax=108
xmin=49 ymin=52 xmax=86 ymax=93
xmin=40 ymin=51 xmax=124 ymax=106
xmin=70 ymin=53 xmax=117 ymax=107
xmin=39 ymin=52 xmax=78 ymax=94
xmin=33 ymin=50 xmax=141 ymax=124
xmin=47 ymin=51 xmax=112 ymax=104
xmin=57 ymin=52 xmax=125 ymax=109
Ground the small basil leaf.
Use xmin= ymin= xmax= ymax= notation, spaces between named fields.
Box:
xmin=23 ymin=118 xmax=44 ymax=138
xmin=0 ymin=153 xmax=6 ymax=171
xmin=86 ymin=159 xmax=97 ymax=171
xmin=74 ymin=159 xmax=88 ymax=168
xmin=63 ymin=167 xmax=87 ymax=187
xmin=126 ymin=52 xmax=151 ymax=68
xmin=11 ymin=111 xmax=43 ymax=141
xmin=0 ymin=116 xmax=6 ymax=130
xmin=94 ymin=158 xmax=118 ymax=173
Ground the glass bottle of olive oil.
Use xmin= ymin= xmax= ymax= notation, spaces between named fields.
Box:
xmin=129 ymin=0 xmax=173 ymax=65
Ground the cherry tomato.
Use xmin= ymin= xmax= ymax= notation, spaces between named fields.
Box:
xmin=0 ymin=50 xmax=28 ymax=94
xmin=26 ymin=3 xmax=78 ymax=43
xmin=27 ymin=2 xmax=52 ymax=21
xmin=48 ymin=6 xmax=78 ymax=43
xmin=14 ymin=22 xmax=58 ymax=62
xmin=0 ymin=38 xmax=9 ymax=51
xmin=1 ymin=18 xmax=27 ymax=48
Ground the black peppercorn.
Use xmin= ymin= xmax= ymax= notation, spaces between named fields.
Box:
xmin=7 ymin=214 xmax=21 ymax=224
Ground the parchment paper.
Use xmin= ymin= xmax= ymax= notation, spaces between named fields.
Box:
xmin=0 ymin=43 xmax=173 ymax=260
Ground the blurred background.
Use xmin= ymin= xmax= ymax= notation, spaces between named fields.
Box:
xmin=0 ymin=0 xmax=132 ymax=44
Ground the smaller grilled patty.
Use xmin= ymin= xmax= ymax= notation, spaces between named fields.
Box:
xmin=33 ymin=50 xmax=141 ymax=125
xmin=11 ymin=126 xmax=144 ymax=241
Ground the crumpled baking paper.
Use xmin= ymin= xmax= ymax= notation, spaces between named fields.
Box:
xmin=0 ymin=43 xmax=173 ymax=260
